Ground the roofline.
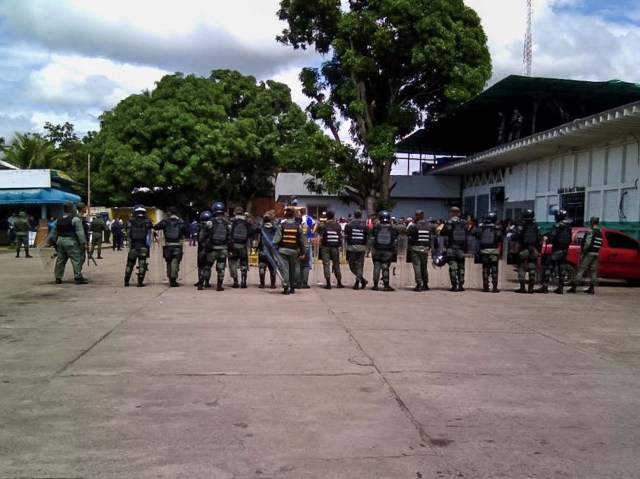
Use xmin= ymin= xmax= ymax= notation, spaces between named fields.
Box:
xmin=431 ymin=100 xmax=640 ymax=174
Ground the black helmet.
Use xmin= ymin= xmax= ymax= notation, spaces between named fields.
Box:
xmin=212 ymin=202 xmax=225 ymax=215
xmin=554 ymin=209 xmax=567 ymax=222
xmin=379 ymin=210 xmax=391 ymax=223
xmin=432 ymin=252 xmax=447 ymax=267
xmin=522 ymin=209 xmax=535 ymax=220
xmin=485 ymin=212 xmax=497 ymax=224
xmin=200 ymin=210 xmax=212 ymax=221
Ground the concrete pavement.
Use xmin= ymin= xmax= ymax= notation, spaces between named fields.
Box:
xmin=1 ymin=243 xmax=639 ymax=478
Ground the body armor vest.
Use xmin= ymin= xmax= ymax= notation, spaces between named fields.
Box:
xmin=280 ymin=222 xmax=300 ymax=248
xmin=521 ymin=222 xmax=539 ymax=246
xmin=210 ymin=219 xmax=228 ymax=246
xmin=90 ymin=219 xmax=104 ymax=233
xmin=586 ymin=229 xmax=603 ymax=252
xmin=411 ymin=221 xmax=431 ymax=247
xmin=480 ymin=226 xmax=498 ymax=248
xmin=57 ymin=215 xmax=75 ymax=237
xmin=164 ymin=217 xmax=182 ymax=242
xmin=231 ymin=219 xmax=249 ymax=243
xmin=375 ymin=225 xmax=392 ymax=249
xmin=554 ymin=224 xmax=572 ymax=248
xmin=450 ymin=220 xmax=467 ymax=247
xmin=130 ymin=217 xmax=148 ymax=242
xmin=322 ymin=222 xmax=341 ymax=247
xmin=346 ymin=220 xmax=366 ymax=246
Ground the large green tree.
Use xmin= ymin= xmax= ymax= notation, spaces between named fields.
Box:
xmin=277 ymin=0 xmax=492 ymax=212
xmin=90 ymin=70 xmax=333 ymax=209
xmin=1 ymin=132 xmax=67 ymax=170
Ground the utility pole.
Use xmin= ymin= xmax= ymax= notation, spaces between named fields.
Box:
xmin=87 ymin=153 xmax=91 ymax=216
xmin=523 ymin=0 xmax=533 ymax=76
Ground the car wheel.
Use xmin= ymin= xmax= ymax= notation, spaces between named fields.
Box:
xmin=559 ymin=264 xmax=575 ymax=286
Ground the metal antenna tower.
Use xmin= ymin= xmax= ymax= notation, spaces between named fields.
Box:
xmin=523 ymin=0 xmax=533 ymax=76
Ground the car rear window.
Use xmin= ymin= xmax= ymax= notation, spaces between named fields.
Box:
xmin=605 ymin=231 xmax=639 ymax=249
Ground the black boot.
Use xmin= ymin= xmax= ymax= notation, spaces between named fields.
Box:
xmin=282 ymin=287 xmax=290 ymax=295
xmin=323 ymin=279 xmax=331 ymax=290
xmin=413 ymin=283 xmax=423 ymax=292
xmin=169 ymin=278 xmax=179 ymax=287
xmin=554 ymin=286 xmax=563 ymax=295
xmin=360 ymin=278 xmax=368 ymax=290
xmin=137 ymin=276 xmax=145 ymax=287
xmin=422 ymin=283 xmax=429 ymax=291
xmin=492 ymin=284 xmax=500 ymax=293
xmin=352 ymin=280 xmax=360 ymax=290
xmin=383 ymin=282 xmax=395 ymax=292
xmin=336 ymin=279 xmax=345 ymax=289
xmin=124 ymin=274 xmax=130 ymax=287
xmin=270 ymin=274 xmax=277 ymax=289
xmin=515 ymin=281 xmax=526 ymax=293
xmin=585 ymin=285 xmax=595 ymax=295
xmin=259 ymin=272 xmax=266 ymax=289
xmin=482 ymin=281 xmax=490 ymax=292
xmin=528 ymin=280 xmax=535 ymax=294
xmin=567 ymin=284 xmax=577 ymax=293
xmin=232 ymin=279 xmax=239 ymax=288
xmin=197 ymin=281 xmax=203 ymax=291
xmin=449 ymin=283 xmax=458 ymax=292
xmin=241 ymin=273 xmax=247 ymax=289
xmin=217 ymin=279 xmax=224 ymax=291
xmin=458 ymin=283 xmax=465 ymax=292
xmin=204 ymin=279 xmax=211 ymax=288
xmin=535 ymin=285 xmax=548 ymax=294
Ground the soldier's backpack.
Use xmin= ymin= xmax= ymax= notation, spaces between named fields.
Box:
xmin=211 ymin=219 xmax=228 ymax=246
xmin=231 ymin=219 xmax=248 ymax=244
xmin=451 ymin=220 xmax=467 ymax=247
xmin=164 ymin=217 xmax=182 ymax=242
xmin=129 ymin=217 xmax=148 ymax=242
xmin=522 ymin=222 xmax=539 ymax=246
xmin=480 ymin=226 xmax=498 ymax=247
xmin=555 ymin=224 xmax=572 ymax=248
xmin=375 ymin=225 xmax=392 ymax=249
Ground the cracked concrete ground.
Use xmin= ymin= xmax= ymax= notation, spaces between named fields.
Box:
xmin=1 ymin=244 xmax=639 ymax=478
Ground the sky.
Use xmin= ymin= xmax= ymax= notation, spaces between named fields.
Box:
xmin=0 ymin=0 xmax=639 ymax=143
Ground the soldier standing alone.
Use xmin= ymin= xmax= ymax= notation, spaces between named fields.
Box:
xmin=568 ymin=216 xmax=602 ymax=295
xmin=13 ymin=211 xmax=32 ymax=258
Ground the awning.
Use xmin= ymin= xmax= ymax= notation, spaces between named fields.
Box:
xmin=0 ymin=188 xmax=81 ymax=205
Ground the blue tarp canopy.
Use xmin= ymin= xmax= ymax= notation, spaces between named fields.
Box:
xmin=0 ymin=188 xmax=81 ymax=205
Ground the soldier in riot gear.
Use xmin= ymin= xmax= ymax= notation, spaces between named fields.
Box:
xmin=153 ymin=206 xmax=189 ymax=287
xmin=514 ymin=209 xmax=540 ymax=293
xmin=370 ymin=210 xmax=398 ymax=292
xmin=195 ymin=210 xmax=213 ymax=290
xmin=442 ymin=206 xmax=467 ymax=291
xmin=478 ymin=212 xmax=503 ymax=292
xmin=228 ymin=206 xmax=252 ymax=288
xmin=317 ymin=210 xmax=344 ymax=289
xmin=274 ymin=207 xmax=306 ymax=295
xmin=257 ymin=211 xmax=278 ymax=289
xmin=294 ymin=212 xmax=311 ymax=288
xmin=344 ymin=210 xmax=369 ymax=290
xmin=537 ymin=209 xmax=573 ymax=294
xmin=125 ymin=205 xmax=153 ymax=287
xmin=406 ymin=210 xmax=435 ymax=291
xmin=568 ymin=216 xmax=602 ymax=294
xmin=201 ymin=201 xmax=231 ymax=291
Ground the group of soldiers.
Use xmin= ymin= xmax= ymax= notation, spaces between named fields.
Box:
xmin=46 ymin=201 xmax=603 ymax=295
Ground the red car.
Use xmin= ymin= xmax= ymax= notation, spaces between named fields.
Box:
xmin=541 ymin=227 xmax=640 ymax=285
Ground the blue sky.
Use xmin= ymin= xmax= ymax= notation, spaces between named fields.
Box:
xmin=0 ymin=0 xmax=639 ymax=143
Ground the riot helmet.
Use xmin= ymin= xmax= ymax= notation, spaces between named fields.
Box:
xmin=212 ymin=201 xmax=225 ymax=215
xmin=485 ymin=212 xmax=498 ymax=224
xmin=133 ymin=204 xmax=147 ymax=216
xmin=522 ymin=209 xmax=535 ymax=220
xmin=554 ymin=209 xmax=567 ymax=222
xmin=378 ymin=210 xmax=391 ymax=224
xmin=432 ymin=252 xmax=447 ymax=267
xmin=200 ymin=210 xmax=212 ymax=221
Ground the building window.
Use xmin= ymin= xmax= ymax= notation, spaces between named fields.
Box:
xmin=560 ymin=192 xmax=585 ymax=227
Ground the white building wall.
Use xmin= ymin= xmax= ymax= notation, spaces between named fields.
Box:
xmin=462 ymin=135 xmax=640 ymax=234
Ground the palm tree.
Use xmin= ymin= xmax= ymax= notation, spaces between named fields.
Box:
xmin=1 ymin=132 xmax=69 ymax=170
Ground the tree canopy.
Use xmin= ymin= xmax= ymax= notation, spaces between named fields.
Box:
xmin=277 ymin=0 xmax=492 ymax=212
xmin=90 ymin=70 xmax=335 ymax=210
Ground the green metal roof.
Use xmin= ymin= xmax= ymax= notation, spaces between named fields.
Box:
xmin=396 ymin=75 xmax=640 ymax=156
